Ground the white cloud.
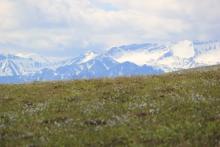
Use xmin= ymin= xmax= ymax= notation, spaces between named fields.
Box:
xmin=0 ymin=0 xmax=21 ymax=29
xmin=0 ymin=0 xmax=219 ymax=56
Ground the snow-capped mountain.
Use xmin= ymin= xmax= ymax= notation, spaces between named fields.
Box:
xmin=0 ymin=40 xmax=220 ymax=83
xmin=0 ymin=53 xmax=50 ymax=77
xmin=108 ymin=40 xmax=220 ymax=71
xmin=32 ymin=55 xmax=162 ymax=81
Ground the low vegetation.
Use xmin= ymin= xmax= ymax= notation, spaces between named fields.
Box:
xmin=0 ymin=66 xmax=220 ymax=146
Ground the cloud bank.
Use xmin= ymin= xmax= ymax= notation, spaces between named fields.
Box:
xmin=0 ymin=0 xmax=219 ymax=57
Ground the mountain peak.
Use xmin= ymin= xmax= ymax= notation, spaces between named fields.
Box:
xmin=77 ymin=51 xmax=98 ymax=64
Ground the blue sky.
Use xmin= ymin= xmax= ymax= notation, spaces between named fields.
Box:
xmin=0 ymin=0 xmax=219 ymax=57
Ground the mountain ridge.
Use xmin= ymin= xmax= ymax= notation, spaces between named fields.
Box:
xmin=0 ymin=40 xmax=220 ymax=83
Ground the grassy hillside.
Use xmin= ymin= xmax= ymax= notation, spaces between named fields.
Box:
xmin=0 ymin=66 xmax=220 ymax=146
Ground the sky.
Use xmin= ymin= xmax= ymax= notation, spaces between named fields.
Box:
xmin=0 ymin=0 xmax=219 ymax=57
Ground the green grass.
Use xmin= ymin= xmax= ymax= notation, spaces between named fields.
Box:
xmin=0 ymin=67 xmax=220 ymax=146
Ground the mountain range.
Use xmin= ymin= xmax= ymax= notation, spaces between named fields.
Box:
xmin=0 ymin=40 xmax=220 ymax=83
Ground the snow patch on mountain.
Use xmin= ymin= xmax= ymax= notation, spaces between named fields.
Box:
xmin=79 ymin=51 xmax=98 ymax=64
xmin=115 ymin=49 xmax=167 ymax=66
xmin=16 ymin=53 xmax=50 ymax=64
xmin=195 ymin=45 xmax=220 ymax=65
xmin=170 ymin=40 xmax=195 ymax=58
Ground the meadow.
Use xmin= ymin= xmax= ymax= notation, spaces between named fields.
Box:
xmin=0 ymin=66 xmax=220 ymax=146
